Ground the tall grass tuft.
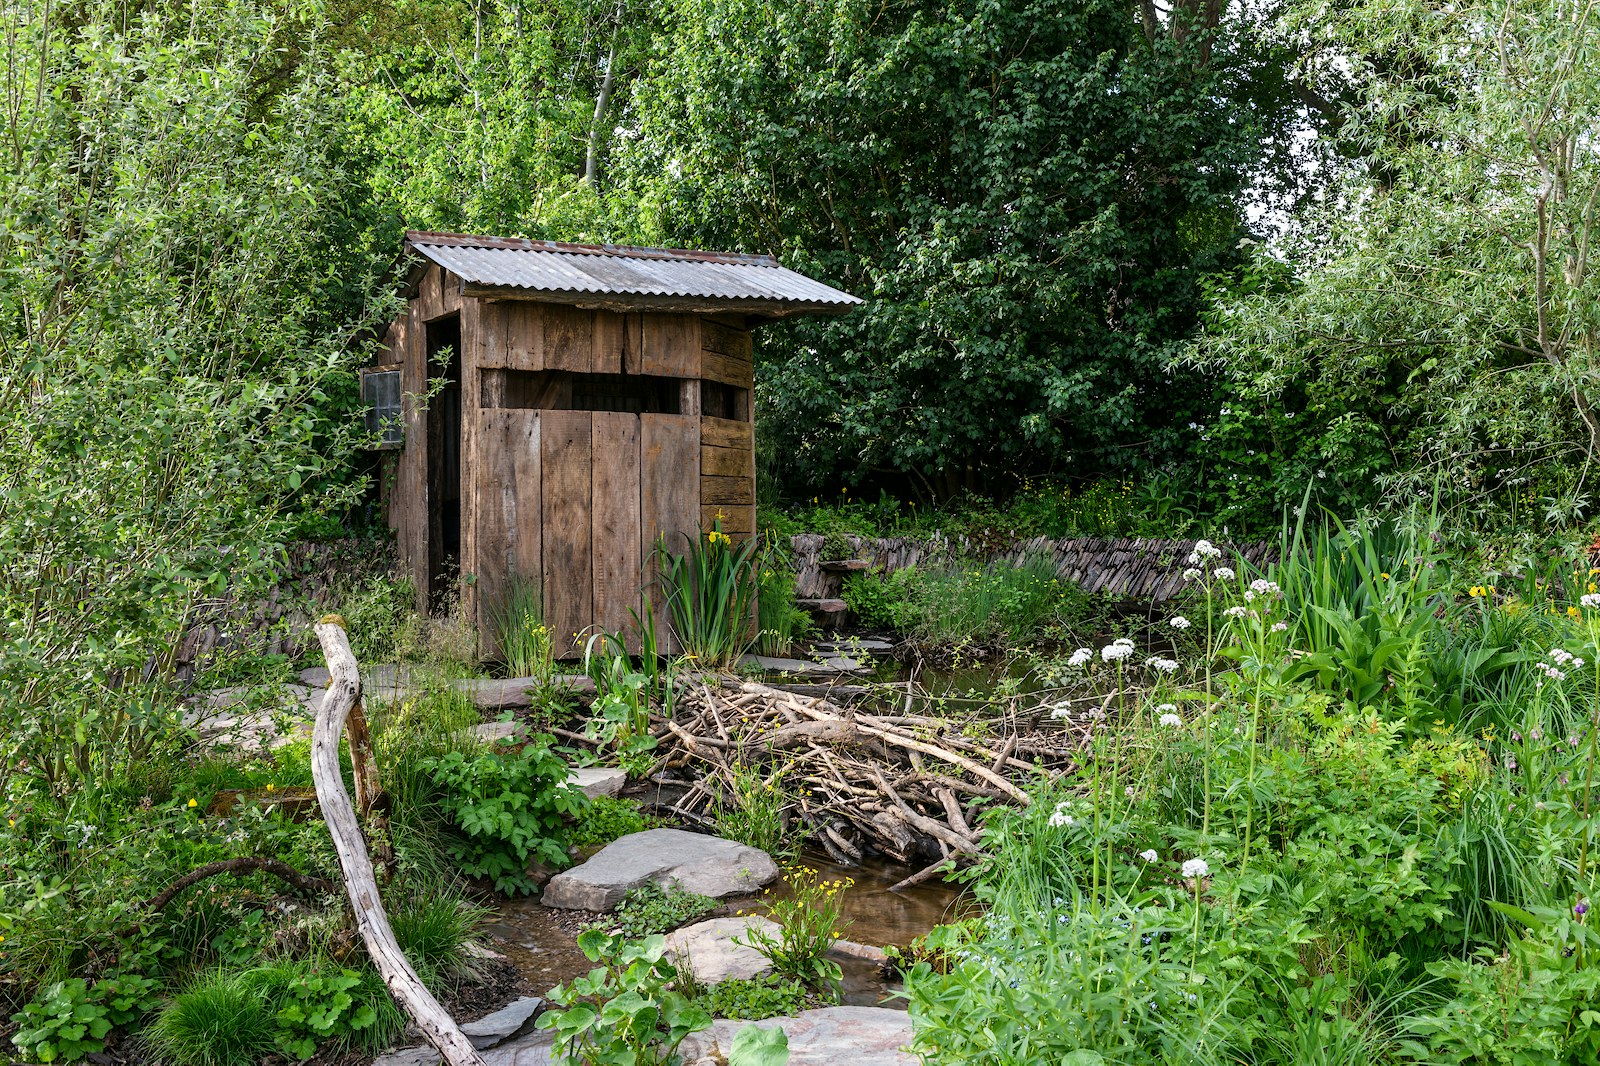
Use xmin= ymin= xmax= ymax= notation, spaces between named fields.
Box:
xmin=145 ymin=970 xmax=278 ymax=1066
xmin=487 ymin=575 xmax=554 ymax=680
xmin=657 ymin=521 xmax=759 ymax=668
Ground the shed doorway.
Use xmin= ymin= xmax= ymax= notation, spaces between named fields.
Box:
xmin=426 ymin=314 xmax=462 ymax=609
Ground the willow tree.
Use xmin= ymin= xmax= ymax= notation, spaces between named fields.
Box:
xmin=1197 ymin=0 xmax=1600 ymax=528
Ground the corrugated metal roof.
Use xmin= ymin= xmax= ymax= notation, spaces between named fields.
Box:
xmin=404 ymin=231 xmax=861 ymax=316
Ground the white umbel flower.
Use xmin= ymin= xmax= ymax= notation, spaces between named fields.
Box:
xmin=1147 ymin=657 xmax=1179 ymax=673
xmin=1214 ymin=566 xmax=1235 ymax=580
xmin=1068 ymin=647 xmax=1093 ymax=667
xmin=1159 ymin=712 xmax=1183 ymax=727
xmin=1049 ymin=803 xmax=1074 ymax=828
xmin=1169 ymin=616 xmax=1191 ymax=629
xmin=1181 ymin=858 xmax=1210 ymax=879
xmin=1139 ymin=849 xmax=1158 ymax=862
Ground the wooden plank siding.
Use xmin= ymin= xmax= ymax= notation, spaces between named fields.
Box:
xmin=699 ymin=415 xmax=754 ymax=541
xmin=640 ymin=314 xmax=700 ymax=377
xmin=541 ymin=411 xmax=594 ymax=658
xmin=641 ymin=414 xmax=701 ymax=652
xmin=473 ymin=409 xmax=541 ymax=660
xmin=591 ymin=412 xmax=643 ymax=651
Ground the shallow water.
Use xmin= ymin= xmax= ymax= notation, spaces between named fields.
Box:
xmin=481 ymin=851 xmax=967 ymax=1002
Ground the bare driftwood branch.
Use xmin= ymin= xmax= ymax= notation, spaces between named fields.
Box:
xmin=313 ymin=618 xmax=485 ymax=1066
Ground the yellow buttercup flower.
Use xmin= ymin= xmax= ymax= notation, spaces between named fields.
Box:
xmin=187 ymin=798 xmax=198 ymax=808
xmin=1570 ymin=606 xmax=1582 ymax=618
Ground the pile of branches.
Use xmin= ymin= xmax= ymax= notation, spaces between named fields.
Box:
xmin=643 ymin=680 xmax=1096 ymax=890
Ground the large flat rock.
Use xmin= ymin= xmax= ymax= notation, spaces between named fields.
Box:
xmin=680 ymin=1006 xmax=916 ymax=1066
xmin=371 ymin=1030 xmax=554 ymax=1066
xmin=664 ymin=915 xmax=780 ymax=984
xmin=739 ymin=653 xmax=869 ymax=677
xmin=541 ymin=828 xmax=778 ymax=911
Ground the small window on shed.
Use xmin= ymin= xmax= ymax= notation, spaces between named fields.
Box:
xmin=362 ymin=369 xmax=403 ymax=448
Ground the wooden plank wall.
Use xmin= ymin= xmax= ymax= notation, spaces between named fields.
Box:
xmin=592 ymin=412 xmax=643 ymax=651
xmin=541 ymin=411 xmax=594 ymax=658
xmin=641 ymin=413 xmax=701 ymax=653
xmin=698 ymin=319 xmax=755 ymax=539
xmin=472 ymin=409 xmax=540 ymax=661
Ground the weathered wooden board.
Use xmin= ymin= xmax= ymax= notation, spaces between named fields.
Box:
xmin=700 ymin=415 xmax=753 ymax=450
xmin=620 ymin=313 xmax=646 ymax=375
xmin=500 ymin=303 xmax=544 ymax=371
xmin=441 ymin=270 xmax=463 ymax=314
xmin=544 ymin=305 xmax=592 ymax=373
xmin=641 ymin=414 xmax=701 ymax=652
xmin=700 ymin=444 xmax=750 ymax=478
xmin=542 ymin=411 xmax=593 ymax=658
xmin=640 ymin=314 xmax=700 ymax=378
xmin=474 ymin=410 xmax=541 ymax=659
xmin=592 ymin=311 xmax=625 ymax=375
xmin=591 ymin=413 xmax=643 ymax=652
xmin=398 ymin=307 xmax=429 ymax=612
xmin=700 ymin=475 xmax=754 ymax=507
xmin=701 ymin=321 xmax=752 ymax=359
xmin=705 ymin=505 xmax=754 ymax=537
xmin=701 ymin=349 xmax=754 ymax=389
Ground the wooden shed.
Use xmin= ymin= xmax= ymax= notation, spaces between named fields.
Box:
xmin=365 ymin=231 xmax=861 ymax=658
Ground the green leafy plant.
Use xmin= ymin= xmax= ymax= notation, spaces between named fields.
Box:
xmin=698 ymin=975 xmax=810 ymax=1021
xmin=10 ymin=975 xmax=158 ymax=1064
xmin=583 ymin=630 xmax=659 ymax=776
xmin=570 ymin=795 xmax=649 ymax=850
xmin=657 ymin=522 xmax=760 ymax=668
xmin=714 ymin=763 xmax=796 ymax=860
xmin=741 ymin=867 xmax=850 ymax=992
xmin=420 ymin=739 xmax=587 ymax=894
xmin=537 ymin=929 xmax=712 ymax=1066
xmin=755 ymin=544 xmax=814 ymax=655
xmin=583 ymin=880 xmax=721 ymax=939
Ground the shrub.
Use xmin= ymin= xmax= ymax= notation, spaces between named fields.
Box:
xmin=583 ymin=881 xmax=721 ymax=939
xmin=336 ymin=574 xmax=420 ymax=665
xmin=419 ymin=739 xmax=587 ymax=895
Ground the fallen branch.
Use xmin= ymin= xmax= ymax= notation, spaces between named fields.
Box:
xmin=313 ymin=617 xmax=485 ymax=1066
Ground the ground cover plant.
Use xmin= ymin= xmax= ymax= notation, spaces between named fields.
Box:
xmin=904 ymin=521 xmax=1600 ymax=1064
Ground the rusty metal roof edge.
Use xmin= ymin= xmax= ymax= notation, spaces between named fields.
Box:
xmin=404 ymin=230 xmax=781 ymax=268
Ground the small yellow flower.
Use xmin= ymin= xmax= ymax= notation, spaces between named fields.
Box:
xmin=1570 ymin=606 xmax=1582 ymax=618
xmin=1380 ymin=572 xmax=1391 ymax=580
xmin=187 ymin=798 xmax=198 ymax=808
xmin=265 ymin=783 xmax=275 ymax=792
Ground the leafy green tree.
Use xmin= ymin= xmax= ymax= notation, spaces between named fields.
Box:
xmin=609 ymin=0 xmax=1261 ymax=501
xmin=1195 ymin=0 xmax=1600 ymax=531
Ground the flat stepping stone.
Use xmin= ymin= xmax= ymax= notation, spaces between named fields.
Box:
xmin=681 ymin=1006 xmax=915 ymax=1066
xmin=664 ymin=915 xmax=780 ymax=984
xmin=461 ymin=996 xmax=544 ymax=1049
xmin=185 ymin=685 xmax=319 ymax=752
xmin=568 ymin=766 xmax=626 ymax=798
xmin=541 ymin=828 xmax=778 ymax=911
xmin=372 ymin=1029 xmax=554 ymax=1066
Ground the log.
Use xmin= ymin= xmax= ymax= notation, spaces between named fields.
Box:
xmin=313 ymin=619 xmax=486 ymax=1066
